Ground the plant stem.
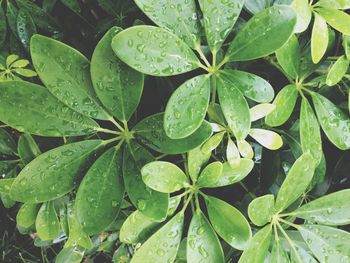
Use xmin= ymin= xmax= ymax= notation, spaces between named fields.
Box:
xmin=0 ymin=125 xmax=9 ymax=128
xmin=216 ymin=57 xmax=229 ymax=71
xmin=109 ymin=118 xmax=124 ymax=131
xmin=278 ymin=218 xmax=301 ymax=230
xmin=102 ymin=136 xmax=122 ymax=145
xmin=276 ymin=221 xmax=302 ymax=262
xmin=181 ymin=193 xmax=194 ymax=213
xmin=195 ymin=46 xmax=211 ymax=68
xmin=97 ymin=128 xmax=120 ymax=135
xmin=211 ymin=74 xmax=217 ymax=104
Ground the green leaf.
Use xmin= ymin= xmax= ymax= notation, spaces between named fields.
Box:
xmin=61 ymin=0 xmax=81 ymax=13
xmin=120 ymin=210 xmax=159 ymax=244
xmin=291 ymin=0 xmax=312 ymax=33
xmin=326 ymin=55 xmax=350 ymax=86
xmin=299 ymin=225 xmax=350 ymax=262
xmin=55 ymin=247 xmax=84 ymax=263
xmin=201 ymin=132 xmax=225 ymax=154
xmin=91 ymin=27 xmax=144 ymax=121
xmin=218 ymin=74 xmax=250 ymax=140
xmin=134 ymin=0 xmax=201 ymax=48
xmin=10 ymin=140 xmax=103 ymax=203
xmin=318 ymin=0 xmax=350 ymax=9
xmin=249 ymin=129 xmax=283 ymax=150
xmin=13 ymin=68 xmax=37 ymax=77
xmin=250 ymin=104 xmax=276 ymax=122
xmin=294 ymin=189 xmax=350 ymax=226
xmin=10 ymin=59 xmax=30 ymax=68
xmin=35 ymin=201 xmax=60 ymax=240
xmin=220 ymin=70 xmax=275 ymax=103
xmin=123 ymin=142 xmax=169 ymax=221
xmin=164 ymin=75 xmax=210 ymax=139
xmin=238 ymin=225 xmax=272 ymax=263
xmin=0 ymin=8 xmax=7 ymax=46
xmin=265 ymin=84 xmax=299 ymax=127
xmin=248 ymin=194 xmax=275 ymax=226
xmin=111 ymin=25 xmax=200 ymax=76
xmin=199 ymin=162 xmax=223 ymax=185
xmin=0 ymin=161 xmax=18 ymax=179
xmin=141 ymin=161 xmax=189 ymax=193
xmin=275 ymin=152 xmax=316 ymax=212
xmin=206 ymin=195 xmax=251 ymax=250
xmin=16 ymin=203 xmax=40 ymax=228
xmin=75 ymin=147 xmax=124 ymax=235
xmin=130 ymin=212 xmax=184 ymax=263
xmin=133 ymin=113 xmax=213 ymax=154
xmin=198 ymin=160 xmax=253 ymax=188
xmin=0 ymin=81 xmax=100 ymax=137
xmin=311 ymin=13 xmax=329 ymax=64
xmin=18 ymin=134 xmax=41 ymax=165
xmin=198 ymin=0 xmax=245 ymax=52
xmin=316 ymin=7 xmax=350 ymax=35
xmin=30 ymin=35 xmax=110 ymax=120
xmin=270 ymin=239 xmax=290 ymax=262
xmin=300 ymin=97 xmax=322 ymax=164
xmin=65 ymin=202 xmax=92 ymax=249
xmin=0 ymin=129 xmax=16 ymax=156
xmin=0 ymin=178 xmax=15 ymax=195
xmin=226 ymin=137 xmax=241 ymax=168
xmin=17 ymin=9 xmax=37 ymax=51
xmin=187 ymin=211 xmax=225 ymax=263
xmin=226 ymin=5 xmax=297 ymax=61
xmin=312 ymin=93 xmax=350 ymax=150
xmin=276 ymin=34 xmax=300 ymax=79
xmin=188 ymin=146 xmax=211 ymax=183
xmin=16 ymin=0 xmax=61 ymax=32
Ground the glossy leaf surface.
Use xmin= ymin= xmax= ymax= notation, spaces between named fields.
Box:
xmin=248 ymin=194 xmax=274 ymax=226
xmin=35 ymin=201 xmax=60 ymax=240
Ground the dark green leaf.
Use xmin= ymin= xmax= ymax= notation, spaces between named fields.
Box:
xmin=0 ymin=8 xmax=7 ymax=46
xmin=206 ymin=195 xmax=251 ymax=250
xmin=164 ymin=75 xmax=211 ymax=139
xmin=75 ymin=147 xmax=124 ymax=235
xmin=17 ymin=9 xmax=37 ymax=51
xmin=55 ymin=247 xmax=84 ymax=263
xmin=123 ymin=141 xmax=169 ymax=221
xmin=312 ymin=93 xmax=350 ymax=150
xmin=187 ymin=211 xmax=224 ymax=263
xmin=0 ymin=129 xmax=16 ymax=156
xmin=91 ymin=27 xmax=144 ymax=121
xmin=31 ymin=35 xmax=110 ymax=120
xmin=134 ymin=0 xmax=201 ymax=48
xmin=265 ymin=84 xmax=298 ymax=127
xmin=10 ymin=140 xmax=103 ymax=203
xmin=18 ymin=134 xmax=41 ymax=165
xmin=0 ymin=81 xmax=100 ymax=137
xmin=133 ymin=113 xmax=213 ymax=154
xmin=226 ymin=5 xmax=297 ymax=61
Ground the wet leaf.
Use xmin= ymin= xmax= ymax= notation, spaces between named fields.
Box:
xmin=326 ymin=55 xmax=349 ymax=86
xmin=316 ymin=7 xmax=350 ymax=35
xmin=31 ymin=35 xmax=110 ymax=120
xmin=91 ymin=27 xmax=144 ymax=121
xmin=134 ymin=0 xmax=201 ymax=48
xmin=35 ymin=201 xmax=60 ymax=240
xmin=123 ymin=141 xmax=169 ymax=221
xmin=295 ymin=189 xmax=350 ymax=226
xmin=299 ymin=225 xmax=350 ymax=263
xmin=111 ymin=26 xmax=200 ymax=76
xmin=17 ymin=9 xmax=37 ymax=51
xmin=141 ymin=161 xmax=189 ymax=193
xmin=311 ymin=13 xmax=329 ymax=64
xmin=133 ymin=113 xmax=213 ymax=154
xmin=164 ymin=75 xmax=210 ymax=139
xmin=0 ymin=178 xmax=15 ymax=195
xmin=130 ymin=212 xmax=184 ymax=263
xmin=201 ymin=132 xmax=225 ymax=154
xmin=206 ymin=195 xmax=251 ymax=250
xmin=218 ymin=73 xmax=250 ymax=140
xmin=188 ymin=145 xmax=211 ymax=183
xmin=18 ymin=134 xmax=41 ymax=165
xmin=276 ymin=34 xmax=300 ymax=79
xmin=291 ymin=0 xmax=312 ymax=33
xmin=312 ymin=93 xmax=350 ymax=150
xmin=75 ymin=147 xmax=124 ymax=235
xmin=187 ymin=210 xmax=224 ymax=263
xmin=248 ymin=194 xmax=275 ymax=226
xmin=238 ymin=225 xmax=271 ymax=263
xmin=198 ymin=0 xmax=245 ymax=52
xmin=249 ymin=129 xmax=283 ymax=150
xmin=275 ymin=152 xmax=316 ymax=212
xmin=55 ymin=247 xmax=84 ymax=263
xmin=300 ymin=97 xmax=322 ymax=164
xmin=10 ymin=140 xmax=103 ymax=203
xmin=250 ymin=104 xmax=276 ymax=122
xmin=198 ymin=160 xmax=253 ymax=188
xmin=16 ymin=203 xmax=40 ymax=228
xmin=0 ymin=8 xmax=7 ymax=46
xmin=0 ymin=129 xmax=16 ymax=156
xmin=226 ymin=5 xmax=297 ymax=61
xmin=0 ymin=81 xmax=100 ymax=137
xmin=265 ymin=84 xmax=299 ymax=127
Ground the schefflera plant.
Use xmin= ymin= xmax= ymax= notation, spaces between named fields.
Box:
xmin=244 ymin=152 xmax=350 ymax=263
xmin=111 ymin=0 xmax=298 ymax=159
xmin=0 ymin=26 xmax=215 ymax=259
xmin=119 ymin=149 xmax=254 ymax=263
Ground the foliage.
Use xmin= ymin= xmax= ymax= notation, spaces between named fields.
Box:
xmin=0 ymin=0 xmax=350 ymax=262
